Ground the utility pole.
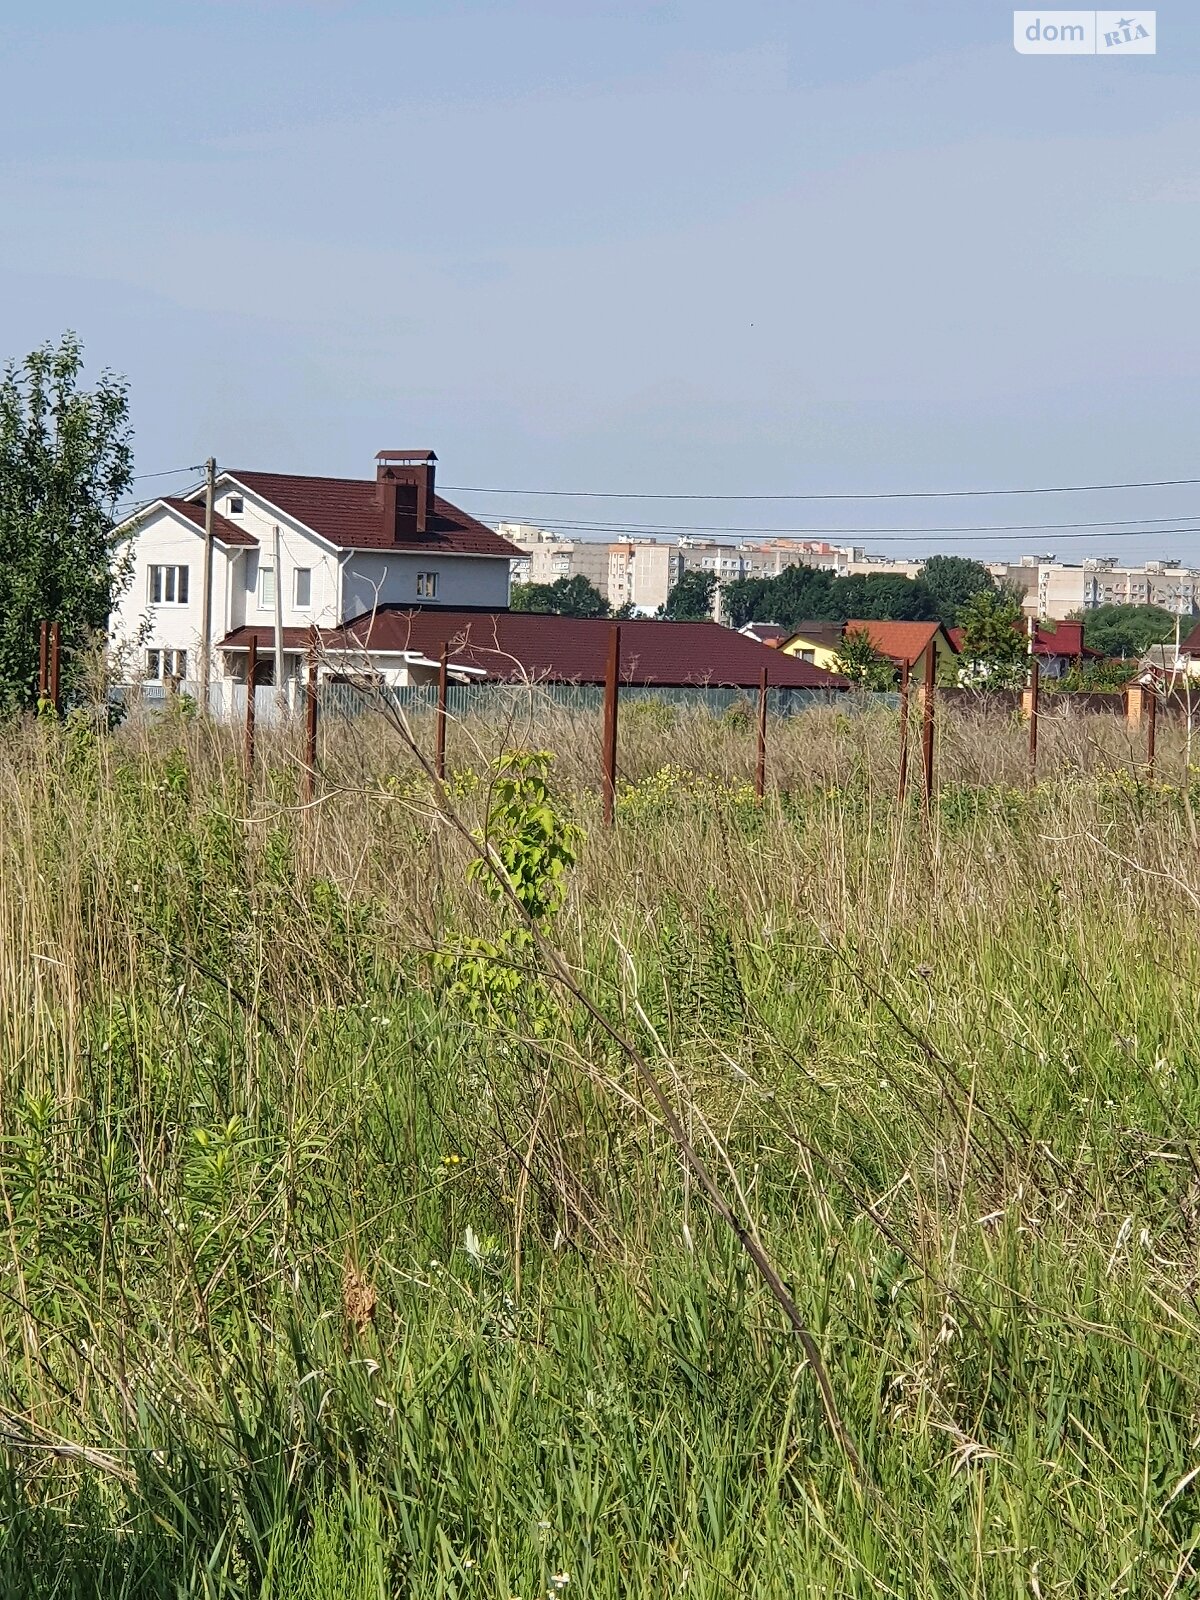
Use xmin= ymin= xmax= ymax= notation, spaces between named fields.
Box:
xmin=200 ymin=457 xmax=216 ymax=712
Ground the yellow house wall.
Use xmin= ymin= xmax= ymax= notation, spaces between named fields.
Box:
xmin=780 ymin=636 xmax=841 ymax=672
xmin=782 ymin=629 xmax=958 ymax=680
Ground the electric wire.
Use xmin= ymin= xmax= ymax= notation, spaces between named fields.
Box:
xmin=442 ymin=472 xmax=1200 ymax=503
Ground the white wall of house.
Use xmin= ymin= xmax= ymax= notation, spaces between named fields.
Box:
xmin=112 ymin=481 xmax=512 ymax=695
xmin=110 ymin=508 xmax=236 ymax=683
xmin=214 ymin=488 xmax=341 ymax=632
xmin=341 ymin=552 xmax=509 ymax=619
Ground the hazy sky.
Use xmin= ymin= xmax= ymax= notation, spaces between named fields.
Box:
xmin=3 ymin=2 xmax=1198 ymax=559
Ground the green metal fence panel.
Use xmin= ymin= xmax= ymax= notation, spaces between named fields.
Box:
xmin=318 ymin=681 xmax=851 ymax=720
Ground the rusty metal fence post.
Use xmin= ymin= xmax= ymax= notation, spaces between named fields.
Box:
xmin=921 ymin=645 xmax=935 ymax=806
xmin=303 ymin=637 xmax=318 ymax=807
xmin=1028 ymin=655 xmax=1040 ymax=783
xmin=435 ymin=643 xmax=449 ymax=781
xmin=1147 ymin=681 xmax=1158 ymax=779
xmin=897 ymin=660 xmax=911 ymax=805
xmin=49 ymin=621 xmax=61 ymax=714
xmin=244 ymin=635 xmax=258 ymax=782
xmin=601 ymin=624 xmax=621 ymax=826
xmin=755 ymin=667 xmax=768 ymax=800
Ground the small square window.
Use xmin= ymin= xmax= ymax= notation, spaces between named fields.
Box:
xmin=146 ymin=648 xmax=187 ymax=680
xmin=228 ymin=496 xmax=244 ymax=515
xmin=294 ymin=568 xmax=312 ymax=608
xmin=416 ymin=571 xmax=438 ymax=599
xmin=148 ymin=564 xmax=189 ymax=605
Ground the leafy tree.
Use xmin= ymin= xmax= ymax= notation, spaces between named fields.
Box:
xmin=510 ymin=575 xmax=609 ymax=618
xmin=719 ymin=565 xmax=939 ymax=632
xmin=919 ymin=555 xmax=996 ymax=626
xmin=841 ymin=573 xmax=940 ymax=622
xmin=956 ymin=588 xmax=1028 ymax=688
xmin=660 ymin=569 xmax=717 ymax=621
xmin=1049 ymin=657 xmax=1138 ymax=693
xmin=1075 ymin=602 xmax=1179 ymax=658
xmin=833 ymin=626 xmax=897 ymax=690
xmin=750 ymin=567 xmax=840 ymax=629
xmin=721 ymin=576 xmax=776 ymax=629
xmin=0 ymin=333 xmax=133 ymax=712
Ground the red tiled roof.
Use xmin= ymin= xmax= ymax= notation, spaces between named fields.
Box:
xmin=740 ymin=623 xmax=791 ymax=644
xmin=313 ymin=610 xmax=847 ymax=688
xmin=1181 ymin=622 xmax=1200 ymax=655
xmin=845 ymin=620 xmax=952 ymax=665
xmin=946 ymin=620 xmax=1098 ymax=658
xmin=163 ymin=497 xmax=258 ymax=547
xmin=783 ymin=621 xmax=846 ymax=651
xmin=219 ymin=626 xmax=317 ymax=652
xmin=221 ymin=471 xmax=518 ymax=558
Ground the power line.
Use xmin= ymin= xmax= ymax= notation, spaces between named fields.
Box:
xmin=131 ymin=464 xmax=204 ymax=482
xmin=482 ymin=510 xmax=1200 ymax=538
xmin=445 ymin=473 xmax=1200 ymax=503
xmin=498 ymin=521 xmax=1200 ymax=547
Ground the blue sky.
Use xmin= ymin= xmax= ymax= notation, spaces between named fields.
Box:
xmin=2 ymin=2 xmax=1197 ymax=558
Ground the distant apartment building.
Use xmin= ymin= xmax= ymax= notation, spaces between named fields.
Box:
xmin=502 ymin=522 xmax=907 ymax=613
xmin=501 ymin=523 xmax=611 ymax=597
xmin=608 ymin=541 xmax=684 ymax=612
xmin=989 ymin=557 xmax=1200 ymax=620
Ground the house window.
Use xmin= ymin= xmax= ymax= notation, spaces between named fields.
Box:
xmin=416 ymin=571 xmax=438 ymax=599
xmin=259 ymin=565 xmax=276 ymax=609
xmin=294 ymin=567 xmax=312 ymax=608
xmin=148 ymin=564 xmax=189 ymax=605
xmin=146 ymin=648 xmax=187 ymax=681
xmin=227 ymin=496 xmax=244 ymax=514
xmin=799 ymin=649 xmax=815 ymax=664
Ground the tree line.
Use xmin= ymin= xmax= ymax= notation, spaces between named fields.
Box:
xmin=516 ymin=555 xmax=1007 ymax=629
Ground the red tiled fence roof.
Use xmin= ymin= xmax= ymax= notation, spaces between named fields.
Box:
xmin=222 ymin=610 xmax=847 ymax=689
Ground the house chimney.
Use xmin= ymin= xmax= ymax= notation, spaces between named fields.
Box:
xmin=375 ymin=449 xmax=437 ymax=539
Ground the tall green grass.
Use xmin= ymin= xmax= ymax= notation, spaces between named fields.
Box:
xmin=0 ymin=702 xmax=1198 ymax=1595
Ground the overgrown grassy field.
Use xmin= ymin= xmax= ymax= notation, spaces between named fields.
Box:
xmin=2 ymin=696 xmax=1199 ymax=1597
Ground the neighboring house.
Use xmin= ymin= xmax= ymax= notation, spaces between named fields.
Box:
xmin=946 ymin=619 xmax=1097 ymax=680
xmin=1140 ymin=624 xmax=1200 ymax=683
xmin=110 ymin=450 xmax=520 ymax=693
xmin=1175 ymin=621 xmax=1200 ymax=668
xmin=834 ymin=620 xmax=958 ymax=681
xmin=219 ymin=611 xmax=848 ymax=693
xmin=775 ymin=621 xmax=846 ymax=672
xmin=737 ymin=622 xmax=792 ymax=646
xmin=776 ymin=619 xmax=957 ymax=680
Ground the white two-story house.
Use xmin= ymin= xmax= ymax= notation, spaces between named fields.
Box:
xmin=110 ymin=449 xmax=518 ymax=700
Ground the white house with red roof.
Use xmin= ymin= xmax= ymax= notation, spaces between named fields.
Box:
xmin=111 ymin=446 xmax=848 ymax=706
xmin=110 ymin=449 xmax=519 ymax=692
